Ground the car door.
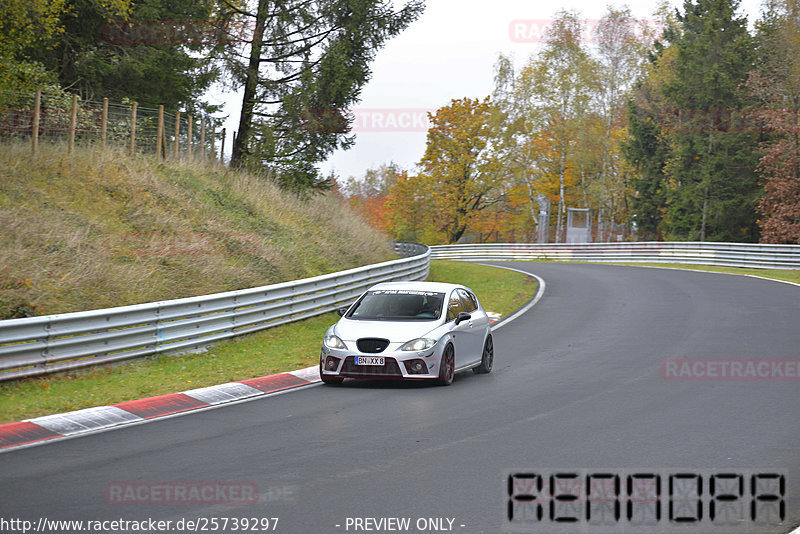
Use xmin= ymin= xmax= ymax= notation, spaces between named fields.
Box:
xmin=446 ymin=290 xmax=472 ymax=368
xmin=456 ymin=288 xmax=488 ymax=365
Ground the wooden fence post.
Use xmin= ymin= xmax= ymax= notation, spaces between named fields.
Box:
xmin=68 ymin=94 xmax=78 ymax=155
xmin=157 ymin=105 xmax=164 ymax=160
xmin=101 ymin=97 xmax=108 ymax=149
xmin=220 ymin=128 xmax=226 ymax=163
xmin=31 ymin=89 xmax=41 ymax=155
xmin=129 ymin=102 xmax=137 ymax=156
xmin=200 ymin=118 xmax=205 ymax=159
xmin=173 ymin=111 xmax=180 ymax=159
xmin=210 ymin=123 xmax=216 ymax=160
xmin=187 ymin=114 xmax=192 ymax=158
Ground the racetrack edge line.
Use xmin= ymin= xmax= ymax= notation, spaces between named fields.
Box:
xmin=604 ymin=263 xmax=800 ymax=288
xmin=472 ymin=263 xmax=545 ymax=331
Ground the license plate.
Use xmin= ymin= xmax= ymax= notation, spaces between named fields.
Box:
xmin=355 ymin=356 xmax=384 ymax=366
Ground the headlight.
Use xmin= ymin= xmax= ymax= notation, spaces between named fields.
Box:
xmin=324 ymin=334 xmax=346 ymax=349
xmin=399 ymin=338 xmax=437 ymax=351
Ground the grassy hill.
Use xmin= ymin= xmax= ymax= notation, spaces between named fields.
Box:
xmin=0 ymin=143 xmax=394 ymax=319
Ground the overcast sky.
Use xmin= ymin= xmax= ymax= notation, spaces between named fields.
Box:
xmin=208 ymin=0 xmax=764 ymax=182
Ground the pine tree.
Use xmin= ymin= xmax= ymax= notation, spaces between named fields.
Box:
xmin=23 ymin=0 xmax=217 ymax=111
xmin=226 ymin=0 xmax=424 ymax=192
xmin=622 ymin=39 xmax=678 ymax=240
xmin=660 ymin=0 xmax=760 ymax=241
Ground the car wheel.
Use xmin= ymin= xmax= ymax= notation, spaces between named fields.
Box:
xmin=473 ymin=334 xmax=493 ymax=374
xmin=437 ymin=344 xmax=455 ymax=386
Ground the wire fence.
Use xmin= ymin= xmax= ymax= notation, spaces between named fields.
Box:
xmin=0 ymin=88 xmax=228 ymax=160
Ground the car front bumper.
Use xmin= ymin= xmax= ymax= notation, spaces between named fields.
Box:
xmin=320 ymin=346 xmax=441 ymax=380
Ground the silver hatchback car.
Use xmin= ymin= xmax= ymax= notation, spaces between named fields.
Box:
xmin=320 ymin=281 xmax=493 ymax=385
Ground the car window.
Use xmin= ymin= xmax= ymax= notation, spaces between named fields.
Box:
xmin=457 ymin=289 xmax=478 ymax=313
xmin=446 ymin=292 xmax=466 ymax=322
xmin=466 ymin=291 xmax=480 ymax=311
xmin=347 ymin=290 xmax=444 ymax=321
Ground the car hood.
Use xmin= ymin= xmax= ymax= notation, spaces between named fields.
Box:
xmin=334 ymin=318 xmax=443 ymax=343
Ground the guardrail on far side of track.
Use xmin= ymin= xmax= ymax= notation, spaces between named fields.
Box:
xmin=430 ymin=241 xmax=800 ymax=270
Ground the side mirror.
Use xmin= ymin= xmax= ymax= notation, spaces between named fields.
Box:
xmin=336 ymin=307 xmax=348 ymax=317
xmin=455 ymin=312 xmax=471 ymax=325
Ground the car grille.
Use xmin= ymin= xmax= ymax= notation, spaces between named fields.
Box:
xmin=356 ymin=338 xmax=390 ymax=353
xmin=340 ymin=356 xmax=402 ymax=377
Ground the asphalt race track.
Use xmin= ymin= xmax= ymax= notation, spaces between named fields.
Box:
xmin=1 ymin=263 xmax=798 ymax=534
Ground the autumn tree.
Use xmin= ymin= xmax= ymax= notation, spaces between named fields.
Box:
xmin=493 ymin=12 xmax=598 ymax=242
xmin=518 ymin=12 xmax=598 ymax=242
xmin=590 ymin=7 xmax=650 ymax=237
xmin=493 ymin=55 xmax=543 ymax=239
xmin=493 ymin=56 xmax=559 ymax=241
xmin=0 ymin=0 xmax=73 ymax=59
xmin=418 ymin=97 xmax=503 ymax=243
xmin=750 ymin=0 xmax=800 ymax=243
xmin=339 ymin=163 xmax=403 ymax=234
xmin=384 ymin=171 xmax=442 ymax=243
xmin=0 ymin=0 xmax=75 ymax=99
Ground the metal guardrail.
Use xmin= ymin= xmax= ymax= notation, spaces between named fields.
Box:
xmin=0 ymin=246 xmax=430 ymax=381
xmin=392 ymin=242 xmax=429 ymax=257
xmin=430 ymin=242 xmax=800 ymax=270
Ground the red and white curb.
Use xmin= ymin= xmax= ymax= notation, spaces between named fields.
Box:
xmin=0 ymin=366 xmax=320 ymax=452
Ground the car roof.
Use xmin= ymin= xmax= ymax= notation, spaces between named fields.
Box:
xmin=367 ymin=281 xmax=467 ymax=294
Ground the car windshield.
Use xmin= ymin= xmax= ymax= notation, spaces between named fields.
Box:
xmin=347 ymin=290 xmax=445 ymax=321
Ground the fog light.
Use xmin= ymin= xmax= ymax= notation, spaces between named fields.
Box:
xmin=326 ymin=356 xmax=340 ymax=370
xmin=403 ymin=359 xmax=428 ymax=375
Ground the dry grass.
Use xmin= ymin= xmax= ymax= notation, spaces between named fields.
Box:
xmin=0 ymin=142 xmax=394 ymax=318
